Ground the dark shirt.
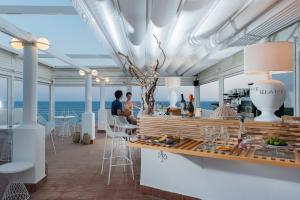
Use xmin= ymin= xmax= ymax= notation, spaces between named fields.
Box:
xmin=111 ymin=99 xmax=123 ymax=115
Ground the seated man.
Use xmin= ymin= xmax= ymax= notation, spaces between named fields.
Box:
xmin=111 ymin=90 xmax=128 ymax=116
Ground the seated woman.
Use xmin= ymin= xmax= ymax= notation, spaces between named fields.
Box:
xmin=123 ymin=92 xmax=137 ymax=125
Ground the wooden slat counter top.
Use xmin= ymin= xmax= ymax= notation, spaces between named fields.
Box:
xmin=131 ymin=116 xmax=300 ymax=169
xmin=129 ymin=139 xmax=300 ymax=169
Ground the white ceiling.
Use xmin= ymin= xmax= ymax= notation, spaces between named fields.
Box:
xmin=72 ymin=0 xmax=300 ymax=76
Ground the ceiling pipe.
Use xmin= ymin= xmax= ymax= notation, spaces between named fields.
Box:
xmin=175 ymin=0 xmax=280 ymax=76
xmin=190 ymin=0 xmax=249 ymax=41
xmin=163 ymin=0 xmax=251 ymax=73
xmin=150 ymin=0 xmax=186 ymax=71
xmin=116 ymin=0 xmax=146 ymax=67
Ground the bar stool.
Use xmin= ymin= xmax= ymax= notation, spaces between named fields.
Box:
xmin=0 ymin=161 xmax=34 ymax=200
xmin=113 ymin=116 xmax=137 ymax=137
xmin=100 ymin=123 xmax=134 ymax=184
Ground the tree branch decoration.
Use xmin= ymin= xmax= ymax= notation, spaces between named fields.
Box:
xmin=118 ymin=34 xmax=166 ymax=115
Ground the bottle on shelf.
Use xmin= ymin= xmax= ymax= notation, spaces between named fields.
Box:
xmin=238 ymin=116 xmax=247 ymax=149
xmin=187 ymin=94 xmax=195 ymax=117
xmin=180 ymin=94 xmax=187 ymax=116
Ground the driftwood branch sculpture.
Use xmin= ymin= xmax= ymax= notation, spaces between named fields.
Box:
xmin=118 ymin=34 xmax=166 ymax=115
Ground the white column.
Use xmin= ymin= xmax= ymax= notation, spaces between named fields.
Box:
xmin=194 ymin=85 xmax=200 ymax=108
xmin=85 ymin=74 xmax=92 ymax=113
xmin=13 ymin=42 xmax=45 ymax=184
xmin=100 ymin=84 xmax=105 ymax=110
xmin=82 ymin=73 xmax=95 ymax=140
xmin=22 ymin=44 xmax=38 ymax=125
xmin=49 ymin=82 xmax=55 ymax=122
xmin=7 ymin=73 xmax=14 ymax=127
xmin=98 ymin=83 xmax=105 ymax=130
xmin=219 ymin=76 xmax=224 ymax=107
xmin=294 ymin=39 xmax=300 ymax=116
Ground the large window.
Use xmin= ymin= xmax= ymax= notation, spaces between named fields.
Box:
xmin=223 ymin=73 xmax=294 ymax=115
xmin=200 ymin=81 xmax=219 ymax=110
xmin=272 ymin=72 xmax=294 ymax=115
xmin=54 ymin=86 xmax=85 ymax=117
xmin=14 ymin=80 xmax=22 ymax=109
xmin=154 ymin=86 xmax=194 ymax=107
xmin=224 ymin=74 xmax=267 ymax=94
xmin=0 ymin=77 xmax=7 ymax=125
xmin=38 ymin=84 xmax=49 ymax=120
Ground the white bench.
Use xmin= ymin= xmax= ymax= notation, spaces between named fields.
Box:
xmin=0 ymin=161 xmax=33 ymax=200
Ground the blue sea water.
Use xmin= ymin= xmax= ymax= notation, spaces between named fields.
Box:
xmin=14 ymin=101 xmax=217 ymax=121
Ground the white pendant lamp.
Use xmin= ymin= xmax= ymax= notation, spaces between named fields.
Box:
xmin=244 ymin=42 xmax=293 ymax=122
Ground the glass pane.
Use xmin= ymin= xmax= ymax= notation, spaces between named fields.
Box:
xmin=38 ymin=84 xmax=49 ymax=121
xmin=0 ymin=77 xmax=8 ymax=125
xmin=272 ymin=72 xmax=294 ymax=116
xmin=55 ymin=86 xmax=85 ymax=118
xmin=200 ymin=81 xmax=219 ymax=110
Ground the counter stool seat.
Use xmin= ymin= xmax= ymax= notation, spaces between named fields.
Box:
xmin=0 ymin=161 xmax=33 ymax=200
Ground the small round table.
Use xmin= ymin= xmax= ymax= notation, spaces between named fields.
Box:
xmin=0 ymin=161 xmax=34 ymax=200
xmin=55 ymin=115 xmax=75 ymax=138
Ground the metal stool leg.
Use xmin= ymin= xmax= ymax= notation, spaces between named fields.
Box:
xmin=100 ymin=133 xmax=108 ymax=175
xmin=128 ymin=145 xmax=134 ymax=181
xmin=108 ymin=138 xmax=114 ymax=185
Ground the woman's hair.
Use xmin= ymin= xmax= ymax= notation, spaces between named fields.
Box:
xmin=126 ymin=92 xmax=132 ymax=97
xmin=115 ymin=90 xmax=123 ymax=99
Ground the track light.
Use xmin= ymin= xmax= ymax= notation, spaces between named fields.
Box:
xmin=79 ymin=70 xmax=85 ymax=76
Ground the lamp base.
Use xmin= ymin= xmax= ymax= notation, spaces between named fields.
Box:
xmin=250 ymin=79 xmax=286 ymax=122
xmin=255 ymin=111 xmax=281 ymax=122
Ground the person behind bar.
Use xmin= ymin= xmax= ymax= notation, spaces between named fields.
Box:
xmin=124 ymin=92 xmax=137 ymax=125
xmin=111 ymin=90 xmax=129 ymax=116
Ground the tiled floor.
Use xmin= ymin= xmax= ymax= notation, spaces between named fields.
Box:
xmin=27 ymin=133 xmax=161 ymax=200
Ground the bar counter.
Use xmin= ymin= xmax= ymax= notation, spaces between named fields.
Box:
xmin=130 ymin=116 xmax=300 ymax=200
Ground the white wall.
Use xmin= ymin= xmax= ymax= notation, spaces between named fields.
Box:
xmin=141 ymin=149 xmax=300 ymax=200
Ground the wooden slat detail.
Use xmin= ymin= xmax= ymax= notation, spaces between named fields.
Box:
xmin=129 ymin=140 xmax=300 ymax=169
xmin=138 ymin=116 xmax=300 ymax=150
xmin=131 ymin=116 xmax=300 ymax=169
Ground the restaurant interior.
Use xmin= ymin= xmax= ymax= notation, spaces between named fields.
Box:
xmin=0 ymin=0 xmax=300 ymax=200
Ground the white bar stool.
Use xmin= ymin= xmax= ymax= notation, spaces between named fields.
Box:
xmin=113 ymin=116 xmax=137 ymax=137
xmin=100 ymin=123 xmax=134 ymax=185
xmin=0 ymin=161 xmax=33 ymax=200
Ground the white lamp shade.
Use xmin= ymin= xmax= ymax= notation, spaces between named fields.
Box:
xmin=165 ymin=77 xmax=181 ymax=88
xmin=79 ymin=70 xmax=85 ymax=76
xmin=10 ymin=38 xmax=23 ymax=50
xmin=91 ymin=69 xmax=98 ymax=76
xmin=244 ymin=42 xmax=293 ymax=74
xmin=36 ymin=37 xmax=50 ymax=50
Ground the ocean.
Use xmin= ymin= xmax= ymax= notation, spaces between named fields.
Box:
xmin=14 ymin=101 xmax=218 ymax=121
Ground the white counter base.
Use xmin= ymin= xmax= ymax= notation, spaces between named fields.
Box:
xmin=140 ymin=149 xmax=300 ymax=200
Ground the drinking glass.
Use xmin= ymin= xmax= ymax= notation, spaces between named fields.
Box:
xmin=201 ymin=126 xmax=217 ymax=150
xmin=220 ymin=126 xmax=229 ymax=146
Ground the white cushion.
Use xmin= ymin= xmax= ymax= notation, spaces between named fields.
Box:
xmin=0 ymin=161 xmax=33 ymax=174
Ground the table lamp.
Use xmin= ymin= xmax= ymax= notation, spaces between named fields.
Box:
xmin=165 ymin=77 xmax=181 ymax=108
xmin=244 ymin=42 xmax=293 ymax=122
